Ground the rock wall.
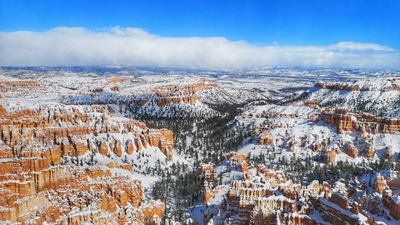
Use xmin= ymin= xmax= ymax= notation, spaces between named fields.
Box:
xmin=0 ymin=105 xmax=174 ymax=161
xmin=314 ymin=79 xmax=400 ymax=92
xmin=0 ymin=105 xmax=170 ymax=224
xmin=320 ymin=109 xmax=400 ymax=134
xmin=221 ymin=156 xmax=371 ymax=225
xmin=136 ymin=79 xmax=217 ymax=108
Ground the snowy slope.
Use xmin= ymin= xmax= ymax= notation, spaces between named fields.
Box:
xmin=307 ymin=78 xmax=400 ymax=117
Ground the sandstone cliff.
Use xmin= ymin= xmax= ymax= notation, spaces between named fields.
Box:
xmin=0 ymin=105 xmax=171 ymax=224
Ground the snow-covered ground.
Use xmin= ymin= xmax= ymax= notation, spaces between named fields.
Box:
xmin=235 ymin=103 xmax=400 ymax=166
xmin=1 ymin=66 xmax=399 ymax=224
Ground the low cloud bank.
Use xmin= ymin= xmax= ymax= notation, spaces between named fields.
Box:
xmin=0 ymin=27 xmax=398 ymax=69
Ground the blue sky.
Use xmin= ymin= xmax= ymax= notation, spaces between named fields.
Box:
xmin=0 ymin=0 xmax=399 ymax=68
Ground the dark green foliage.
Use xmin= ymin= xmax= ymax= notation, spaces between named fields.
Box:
xmin=153 ymin=166 xmax=203 ymax=221
xmin=146 ymin=103 xmax=251 ymax=220
xmin=143 ymin=104 xmax=253 ymax=165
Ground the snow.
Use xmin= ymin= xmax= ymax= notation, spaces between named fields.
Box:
xmin=207 ymin=186 xmax=230 ymax=205
xmin=309 ymin=78 xmax=400 ymax=118
xmin=308 ymin=211 xmax=332 ymax=225
xmin=235 ymin=98 xmax=399 ymax=167
xmin=393 ymin=194 xmax=400 ymax=205
xmin=320 ymin=198 xmax=358 ymax=219
xmin=1 ymin=67 xmax=400 ymax=224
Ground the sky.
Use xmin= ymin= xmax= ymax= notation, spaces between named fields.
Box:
xmin=0 ymin=0 xmax=399 ymax=69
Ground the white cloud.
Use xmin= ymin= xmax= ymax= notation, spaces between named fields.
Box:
xmin=0 ymin=27 xmax=399 ymax=69
xmin=331 ymin=42 xmax=395 ymax=52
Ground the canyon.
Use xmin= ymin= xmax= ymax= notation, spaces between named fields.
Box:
xmin=0 ymin=103 xmax=172 ymax=223
xmin=0 ymin=67 xmax=399 ymax=225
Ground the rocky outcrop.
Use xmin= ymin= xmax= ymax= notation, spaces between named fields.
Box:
xmin=225 ymin=153 xmax=306 ymax=225
xmin=107 ymin=76 xmax=123 ymax=84
xmin=0 ymin=105 xmax=170 ymax=224
xmin=0 ymin=80 xmax=41 ymax=88
xmin=320 ymin=108 xmax=400 ymax=134
xmin=135 ymin=79 xmax=217 ymax=108
xmin=0 ymin=163 xmax=156 ymax=224
xmin=315 ymin=81 xmax=362 ymax=92
xmin=227 ymin=152 xmax=249 ymax=173
xmin=259 ymin=132 xmax=273 ymax=145
xmin=373 ymin=174 xmax=388 ymax=194
xmin=318 ymin=197 xmax=362 ymax=225
xmin=133 ymin=200 xmax=165 ymax=224
xmin=314 ymin=79 xmax=400 ymax=92
xmin=329 ymin=192 xmax=349 ymax=210
xmin=366 ymin=143 xmax=375 ymax=158
xmin=388 ymin=195 xmax=400 ymax=220
xmin=327 ymin=149 xmax=340 ymax=165
xmin=200 ymin=164 xmax=215 ymax=183
xmin=282 ymin=214 xmax=316 ymax=225
xmin=220 ymin=152 xmax=373 ymax=225
xmin=387 ymin=171 xmax=400 ymax=191
xmin=147 ymin=129 xmax=174 ymax=160
xmin=152 ymin=79 xmax=217 ymax=97
xmin=311 ymin=142 xmax=321 ymax=152
xmin=64 ymin=79 xmax=218 ymax=112
xmin=346 ymin=144 xmax=359 ymax=158
xmin=0 ymin=105 xmax=174 ymax=161
xmin=258 ymin=165 xmax=287 ymax=185
xmin=126 ymin=139 xmax=135 ymax=155
xmin=320 ymin=109 xmax=353 ymax=132
xmin=203 ymin=185 xmax=213 ymax=203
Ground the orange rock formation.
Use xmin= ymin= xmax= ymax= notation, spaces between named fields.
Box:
xmin=0 ymin=105 xmax=170 ymax=224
